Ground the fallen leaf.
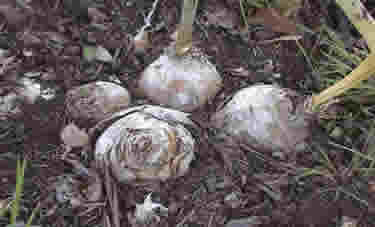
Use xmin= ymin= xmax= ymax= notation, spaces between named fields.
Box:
xmin=60 ymin=123 xmax=89 ymax=148
xmin=248 ymin=7 xmax=298 ymax=35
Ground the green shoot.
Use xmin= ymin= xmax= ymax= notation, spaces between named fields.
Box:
xmin=10 ymin=158 xmax=27 ymax=224
xmin=1 ymin=158 xmax=40 ymax=227
xmin=176 ymin=0 xmax=199 ymax=56
xmin=25 ymin=203 xmax=40 ymax=227
xmin=296 ymin=167 xmax=335 ymax=182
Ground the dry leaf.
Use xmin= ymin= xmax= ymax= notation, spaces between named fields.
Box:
xmin=248 ymin=7 xmax=298 ymax=35
xmin=60 ymin=123 xmax=89 ymax=148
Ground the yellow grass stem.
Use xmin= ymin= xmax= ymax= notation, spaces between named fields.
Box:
xmin=312 ymin=53 xmax=375 ymax=108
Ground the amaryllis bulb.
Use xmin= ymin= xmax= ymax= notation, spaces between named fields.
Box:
xmin=65 ymin=81 xmax=131 ymax=123
xmin=93 ymin=105 xmax=197 ymax=183
xmin=211 ymin=85 xmax=310 ymax=152
xmin=137 ymin=45 xmax=222 ymax=112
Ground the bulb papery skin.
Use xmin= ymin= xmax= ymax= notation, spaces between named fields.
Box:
xmin=138 ymin=46 xmax=222 ymax=112
xmin=93 ymin=105 xmax=197 ymax=183
xmin=65 ymin=81 xmax=131 ymax=123
xmin=211 ymin=85 xmax=310 ymax=152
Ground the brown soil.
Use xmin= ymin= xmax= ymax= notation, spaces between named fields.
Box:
xmin=1 ymin=0 xmax=375 ymax=227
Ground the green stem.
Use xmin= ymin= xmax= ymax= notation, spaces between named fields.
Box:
xmin=312 ymin=53 xmax=375 ymax=108
xmin=176 ymin=0 xmax=199 ymax=56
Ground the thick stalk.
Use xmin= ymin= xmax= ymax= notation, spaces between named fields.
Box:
xmin=312 ymin=53 xmax=375 ymax=108
xmin=176 ymin=0 xmax=198 ymax=56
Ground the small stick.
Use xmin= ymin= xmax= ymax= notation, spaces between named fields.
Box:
xmin=134 ymin=0 xmax=160 ymax=42
xmin=257 ymin=35 xmax=302 ymax=44
xmin=140 ymin=0 xmax=160 ymax=33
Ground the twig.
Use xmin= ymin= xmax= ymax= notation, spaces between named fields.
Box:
xmin=257 ymin=35 xmax=302 ymax=44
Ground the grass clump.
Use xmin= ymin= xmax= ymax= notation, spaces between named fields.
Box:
xmin=296 ymin=133 xmax=375 ymax=213
xmin=311 ymin=25 xmax=375 ymax=144
xmin=0 ymin=159 xmax=40 ymax=227
xmin=296 ymin=0 xmax=375 ymax=213
xmin=311 ymin=0 xmax=375 ymax=110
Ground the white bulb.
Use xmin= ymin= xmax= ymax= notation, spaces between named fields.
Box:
xmin=212 ymin=85 xmax=310 ymax=152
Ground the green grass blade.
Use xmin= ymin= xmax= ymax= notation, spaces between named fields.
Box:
xmin=296 ymin=167 xmax=335 ymax=181
xmin=338 ymin=187 xmax=369 ymax=207
xmin=176 ymin=0 xmax=199 ymax=55
xmin=10 ymin=159 xmax=27 ymax=224
xmin=296 ymin=39 xmax=317 ymax=72
xmin=25 ymin=203 xmax=40 ymax=227
xmin=317 ymin=149 xmax=337 ymax=174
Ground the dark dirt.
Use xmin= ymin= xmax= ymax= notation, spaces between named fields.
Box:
xmin=1 ymin=0 xmax=375 ymax=227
